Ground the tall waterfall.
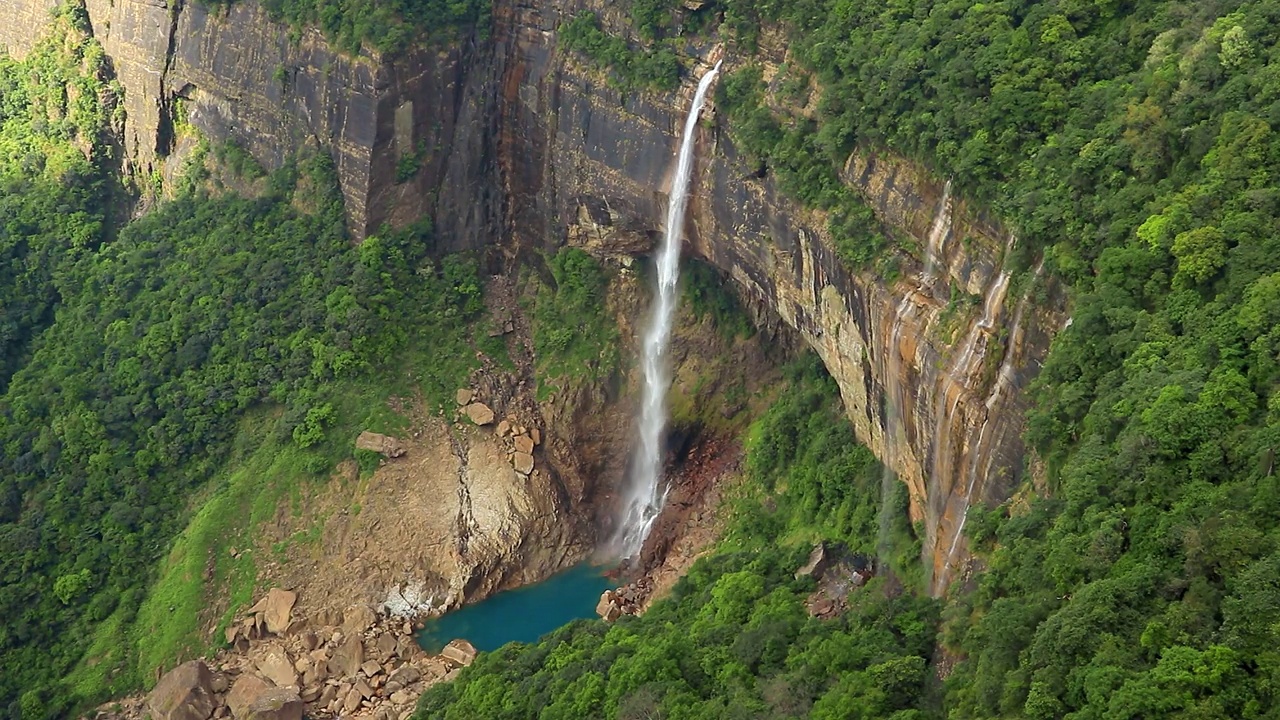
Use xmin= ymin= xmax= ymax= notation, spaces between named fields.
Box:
xmin=613 ymin=60 xmax=722 ymax=558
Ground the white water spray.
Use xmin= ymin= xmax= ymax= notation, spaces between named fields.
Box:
xmin=613 ymin=60 xmax=722 ymax=558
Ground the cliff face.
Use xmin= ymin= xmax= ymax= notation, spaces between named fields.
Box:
xmin=2 ymin=0 xmax=497 ymax=240
xmin=488 ymin=3 xmax=1065 ymax=592
xmin=0 ymin=0 xmax=1063 ymax=593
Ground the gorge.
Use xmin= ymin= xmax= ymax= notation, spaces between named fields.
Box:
xmin=7 ymin=0 xmax=1277 ymax=717
xmin=6 ymin=0 xmax=1061 ymax=590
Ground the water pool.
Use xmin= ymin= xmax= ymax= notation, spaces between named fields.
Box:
xmin=416 ymin=564 xmax=614 ymax=653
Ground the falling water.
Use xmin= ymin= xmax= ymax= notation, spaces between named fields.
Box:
xmin=921 ymin=180 xmax=953 ymax=284
xmin=613 ymin=60 xmax=723 ymax=558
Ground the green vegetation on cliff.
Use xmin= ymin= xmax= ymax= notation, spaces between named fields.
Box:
xmin=705 ymin=0 xmax=1280 ymax=716
xmin=0 ymin=17 xmax=494 ymax=711
xmin=201 ymin=0 xmax=491 ymax=55
xmin=0 ymin=6 xmax=121 ymax=393
xmin=415 ymin=358 xmax=936 ymax=720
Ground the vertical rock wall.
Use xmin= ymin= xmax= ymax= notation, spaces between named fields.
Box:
xmin=0 ymin=0 xmax=1065 ymax=594
xmin=1 ymin=0 xmax=497 ymax=240
xmin=485 ymin=3 xmax=1065 ymax=593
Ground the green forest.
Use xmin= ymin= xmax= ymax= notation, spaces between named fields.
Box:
xmin=3 ymin=0 xmax=1280 ymax=717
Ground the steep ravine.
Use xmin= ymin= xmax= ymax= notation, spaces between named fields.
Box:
xmin=0 ymin=0 xmax=1065 ymax=593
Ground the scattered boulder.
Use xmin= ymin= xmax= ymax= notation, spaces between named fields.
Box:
xmin=246 ymin=588 xmax=297 ymax=636
xmin=441 ymin=639 xmax=477 ymax=668
xmin=355 ymin=431 xmax=406 ymax=458
xmin=253 ymin=645 xmax=297 ymax=689
xmin=343 ymin=604 xmax=378 ymax=637
xmin=513 ymin=435 xmax=535 ymax=455
xmin=595 ymin=591 xmax=622 ymax=623
xmin=455 ymin=388 xmax=474 ymax=406
xmin=512 ymin=452 xmax=534 ymax=475
xmin=332 ymin=634 xmax=365 ymax=678
xmin=342 ymin=688 xmax=363 ymax=713
xmin=244 ymin=688 xmax=303 ymax=720
xmin=794 ymin=543 xmax=828 ymax=580
xmin=530 ymin=428 xmax=541 ymax=445
xmin=227 ymin=674 xmax=272 ymax=719
xmin=148 ymin=660 xmax=216 ymax=720
xmin=464 ymin=403 xmax=495 ymax=426
xmin=376 ymin=632 xmax=398 ymax=658
xmin=389 ymin=665 xmax=421 ymax=686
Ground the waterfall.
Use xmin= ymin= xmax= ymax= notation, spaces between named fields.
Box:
xmin=921 ymin=179 xmax=953 ymax=284
xmin=613 ymin=60 xmax=723 ymax=559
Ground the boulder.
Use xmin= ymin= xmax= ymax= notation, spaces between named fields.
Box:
xmin=254 ymin=645 xmax=297 ymax=689
xmin=355 ymin=431 xmax=406 ymax=458
xmin=244 ymin=688 xmax=304 ymax=720
xmin=376 ymin=632 xmax=398 ymax=658
xmin=496 ymin=420 xmax=511 ymax=437
xmin=148 ymin=660 xmax=216 ymax=720
xmin=226 ymin=674 xmax=272 ymax=719
xmin=441 ymin=639 xmax=477 ymax=668
xmin=513 ymin=435 xmax=535 ymax=455
xmin=595 ymin=591 xmax=622 ymax=622
xmin=342 ymin=604 xmax=378 ymax=637
xmin=794 ymin=543 xmax=828 ymax=580
xmin=512 ymin=452 xmax=534 ymax=475
xmin=342 ymin=688 xmax=363 ymax=713
xmin=389 ymin=665 xmax=421 ymax=686
xmin=245 ymin=588 xmax=297 ymax=636
xmin=530 ymin=428 xmax=541 ymax=445
xmin=455 ymin=388 xmax=474 ymax=406
xmin=332 ymin=634 xmax=365 ymax=678
xmin=463 ymin=403 xmax=495 ymax=426
xmin=354 ymin=678 xmax=374 ymax=699
xmin=361 ymin=659 xmax=383 ymax=678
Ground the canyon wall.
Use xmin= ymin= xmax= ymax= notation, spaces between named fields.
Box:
xmin=0 ymin=0 xmax=1063 ymax=593
xmin=2 ymin=0 xmax=497 ymax=240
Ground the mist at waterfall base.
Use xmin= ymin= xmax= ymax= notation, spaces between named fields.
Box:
xmin=609 ymin=60 xmax=723 ymax=560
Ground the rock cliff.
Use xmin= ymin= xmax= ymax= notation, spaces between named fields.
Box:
xmin=0 ymin=0 xmax=1064 ymax=593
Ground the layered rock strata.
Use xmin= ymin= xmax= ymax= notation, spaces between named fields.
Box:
xmin=0 ymin=0 xmax=1064 ymax=592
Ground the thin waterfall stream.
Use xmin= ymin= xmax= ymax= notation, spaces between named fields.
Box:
xmin=612 ymin=60 xmax=722 ymax=558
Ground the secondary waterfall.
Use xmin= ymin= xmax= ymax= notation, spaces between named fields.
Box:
xmin=613 ymin=60 xmax=722 ymax=558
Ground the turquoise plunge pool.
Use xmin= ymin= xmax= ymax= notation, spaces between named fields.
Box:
xmin=416 ymin=564 xmax=614 ymax=653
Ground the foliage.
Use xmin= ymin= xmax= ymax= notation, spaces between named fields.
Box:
xmin=559 ymin=12 xmax=682 ymax=92
xmin=0 ymin=6 xmax=121 ymax=394
xmin=682 ymin=258 xmax=755 ymax=340
xmin=706 ymin=0 xmax=1280 ymax=716
xmin=0 ymin=145 xmax=486 ymax=714
xmin=531 ymin=247 xmax=619 ymax=397
xmin=415 ymin=358 xmax=938 ymax=719
xmin=199 ymin=0 xmax=490 ymax=55
xmin=716 ymin=65 xmax=888 ymax=269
